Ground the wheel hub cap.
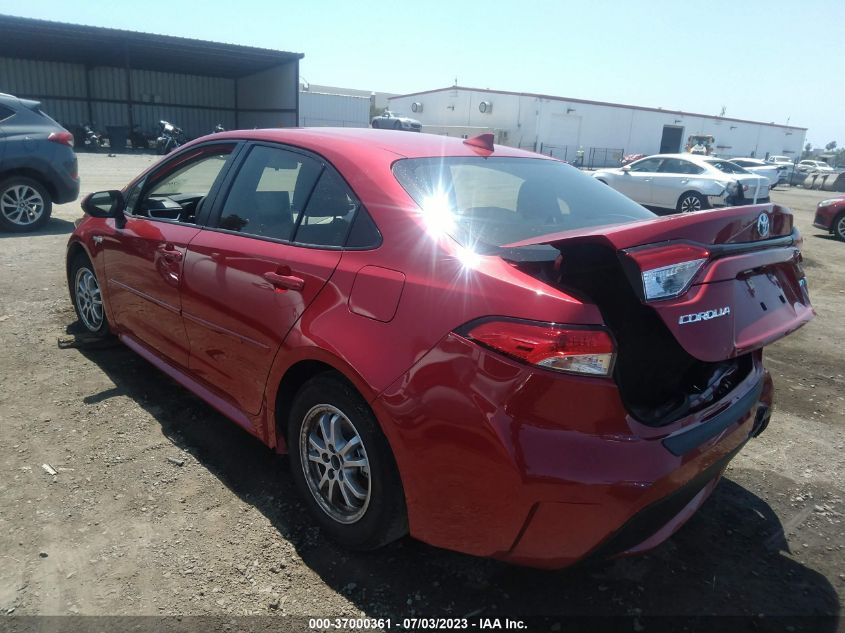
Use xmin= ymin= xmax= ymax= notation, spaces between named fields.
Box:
xmin=75 ymin=268 xmax=103 ymax=331
xmin=1 ymin=185 xmax=44 ymax=225
xmin=300 ymin=405 xmax=371 ymax=524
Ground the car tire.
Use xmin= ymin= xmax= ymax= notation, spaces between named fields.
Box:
xmin=833 ymin=212 xmax=845 ymax=242
xmin=0 ymin=176 xmax=53 ymax=232
xmin=69 ymin=253 xmax=110 ymax=337
xmin=287 ymin=372 xmax=407 ymax=550
xmin=676 ymin=191 xmax=708 ymax=214
xmin=393 ymin=120 xmax=402 ymax=130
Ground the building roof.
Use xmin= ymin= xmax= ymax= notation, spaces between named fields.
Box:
xmin=0 ymin=14 xmax=302 ymax=78
xmin=390 ymin=86 xmax=808 ymax=131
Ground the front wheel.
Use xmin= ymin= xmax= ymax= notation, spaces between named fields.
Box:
xmin=0 ymin=177 xmax=52 ymax=232
xmin=677 ymin=191 xmax=708 ymax=214
xmin=833 ymin=212 xmax=845 ymax=242
xmin=287 ymin=373 xmax=407 ymax=550
xmin=69 ymin=254 xmax=110 ymax=337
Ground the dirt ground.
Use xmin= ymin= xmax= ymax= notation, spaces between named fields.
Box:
xmin=0 ymin=154 xmax=843 ymax=629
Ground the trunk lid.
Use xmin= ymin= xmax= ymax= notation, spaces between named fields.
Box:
xmin=506 ymin=204 xmax=813 ymax=363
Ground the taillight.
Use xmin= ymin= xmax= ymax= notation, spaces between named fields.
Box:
xmin=456 ymin=318 xmax=615 ymax=376
xmin=48 ymin=131 xmax=74 ymax=147
xmin=625 ymin=243 xmax=710 ymax=301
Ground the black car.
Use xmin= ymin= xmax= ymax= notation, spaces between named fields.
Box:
xmin=0 ymin=93 xmax=79 ymax=232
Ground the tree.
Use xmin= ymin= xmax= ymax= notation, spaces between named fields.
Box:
xmin=825 ymin=141 xmax=838 ymax=151
xmin=802 ymin=142 xmax=813 ymax=159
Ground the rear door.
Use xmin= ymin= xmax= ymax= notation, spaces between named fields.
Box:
xmin=0 ymin=104 xmax=13 ymax=162
xmin=102 ymin=143 xmax=237 ymax=367
xmin=180 ymin=143 xmax=355 ymax=414
xmin=651 ymin=157 xmax=705 ymax=208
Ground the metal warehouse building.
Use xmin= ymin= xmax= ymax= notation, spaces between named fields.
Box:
xmin=0 ymin=14 xmax=302 ymax=142
xmin=389 ymin=86 xmax=807 ymax=167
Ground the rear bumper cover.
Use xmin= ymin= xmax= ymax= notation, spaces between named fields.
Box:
xmin=374 ymin=335 xmax=773 ymax=569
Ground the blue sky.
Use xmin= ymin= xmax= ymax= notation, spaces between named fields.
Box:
xmin=1 ymin=0 xmax=842 ymax=147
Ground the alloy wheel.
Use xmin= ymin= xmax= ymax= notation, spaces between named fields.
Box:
xmin=680 ymin=195 xmax=702 ymax=213
xmin=0 ymin=184 xmax=44 ymax=226
xmin=299 ymin=404 xmax=371 ymax=524
xmin=75 ymin=267 xmax=104 ymax=331
xmin=836 ymin=215 xmax=845 ymax=240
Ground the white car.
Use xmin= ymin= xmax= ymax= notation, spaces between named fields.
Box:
xmin=796 ymin=160 xmax=834 ymax=174
xmin=729 ymin=158 xmax=783 ymax=187
xmin=593 ymin=153 xmax=770 ymax=213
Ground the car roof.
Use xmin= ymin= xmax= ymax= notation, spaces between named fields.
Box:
xmin=198 ymin=127 xmax=539 ymax=160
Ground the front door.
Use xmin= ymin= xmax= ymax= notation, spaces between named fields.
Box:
xmin=618 ymin=156 xmax=663 ymax=205
xmin=180 ymin=143 xmax=356 ymax=414
xmin=102 ymin=144 xmax=236 ymax=367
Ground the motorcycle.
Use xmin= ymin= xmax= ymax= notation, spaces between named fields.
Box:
xmin=82 ymin=123 xmax=105 ymax=152
xmin=155 ymin=120 xmax=187 ymax=155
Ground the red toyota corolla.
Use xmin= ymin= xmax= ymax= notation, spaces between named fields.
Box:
xmin=67 ymin=129 xmax=813 ymax=568
xmin=813 ymin=195 xmax=845 ymax=241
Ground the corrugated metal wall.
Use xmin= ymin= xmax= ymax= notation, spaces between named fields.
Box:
xmin=299 ymin=91 xmax=370 ymax=127
xmin=0 ymin=57 xmax=254 ymax=140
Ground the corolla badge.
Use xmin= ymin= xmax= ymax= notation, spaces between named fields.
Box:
xmin=757 ymin=212 xmax=770 ymax=237
xmin=678 ymin=306 xmax=731 ymax=325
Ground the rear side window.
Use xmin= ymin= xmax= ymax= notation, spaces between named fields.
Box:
xmin=294 ymin=169 xmax=358 ymax=247
xmin=705 ymin=160 xmax=748 ymax=174
xmin=0 ymin=105 xmax=14 ymax=122
xmin=217 ymin=145 xmax=321 ymax=241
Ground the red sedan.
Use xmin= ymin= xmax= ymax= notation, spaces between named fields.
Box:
xmin=813 ymin=195 xmax=845 ymax=241
xmin=67 ymin=129 xmax=813 ymax=568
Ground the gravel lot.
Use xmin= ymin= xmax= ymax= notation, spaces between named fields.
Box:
xmin=0 ymin=154 xmax=842 ymax=628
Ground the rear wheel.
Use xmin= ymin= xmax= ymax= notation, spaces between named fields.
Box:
xmin=833 ymin=212 xmax=845 ymax=242
xmin=677 ymin=191 xmax=707 ymax=214
xmin=69 ymin=253 xmax=110 ymax=337
xmin=393 ymin=120 xmax=402 ymax=130
xmin=287 ymin=373 xmax=407 ymax=550
xmin=0 ymin=177 xmax=52 ymax=232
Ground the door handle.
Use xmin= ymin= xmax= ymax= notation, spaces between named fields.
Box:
xmin=159 ymin=243 xmax=183 ymax=263
xmin=263 ymin=271 xmax=305 ymax=291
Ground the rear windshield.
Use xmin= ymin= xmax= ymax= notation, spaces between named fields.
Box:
xmin=392 ymin=157 xmax=654 ymax=250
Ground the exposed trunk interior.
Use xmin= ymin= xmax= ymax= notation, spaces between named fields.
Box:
xmin=509 ymin=242 xmax=752 ymax=427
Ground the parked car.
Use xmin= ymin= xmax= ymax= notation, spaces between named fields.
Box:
xmin=370 ymin=110 xmax=422 ymax=132
xmin=0 ymin=93 xmax=79 ymax=232
xmin=593 ymin=153 xmax=770 ymax=213
xmin=796 ymin=160 xmax=834 ymax=174
xmin=813 ymin=195 xmax=845 ymax=241
xmin=766 ymin=155 xmax=797 ymax=184
xmin=728 ymin=158 xmax=783 ymax=187
xmin=67 ymin=129 xmax=812 ymax=568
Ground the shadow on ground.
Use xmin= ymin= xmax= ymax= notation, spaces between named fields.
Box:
xmin=72 ymin=331 xmax=840 ymax=628
xmin=0 ymin=216 xmax=75 ymax=237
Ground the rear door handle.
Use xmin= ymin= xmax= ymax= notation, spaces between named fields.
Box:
xmin=263 ymin=271 xmax=305 ymax=291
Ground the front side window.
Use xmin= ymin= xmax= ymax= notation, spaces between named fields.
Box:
xmin=393 ymin=157 xmax=654 ymax=250
xmin=628 ymin=158 xmax=663 ymax=172
xmin=0 ymin=105 xmax=15 ymax=122
xmin=134 ymin=146 xmax=234 ymax=222
xmin=216 ymin=145 xmax=321 ymax=241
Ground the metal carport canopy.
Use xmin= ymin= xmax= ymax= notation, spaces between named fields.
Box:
xmin=0 ymin=14 xmax=303 ymax=77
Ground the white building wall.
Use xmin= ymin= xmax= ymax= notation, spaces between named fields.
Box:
xmin=299 ymin=91 xmax=370 ymax=127
xmin=389 ymin=89 xmax=806 ymax=163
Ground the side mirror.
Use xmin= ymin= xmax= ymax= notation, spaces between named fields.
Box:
xmin=621 ymin=165 xmax=631 ymax=172
xmin=81 ymin=190 xmax=125 ymax=218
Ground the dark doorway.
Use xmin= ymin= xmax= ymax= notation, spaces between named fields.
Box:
xmin=660 ymin=125 xmax=684 ymax=153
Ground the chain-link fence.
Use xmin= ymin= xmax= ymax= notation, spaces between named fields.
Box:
xmin=587 ymin=147 xmax=624 ymax=168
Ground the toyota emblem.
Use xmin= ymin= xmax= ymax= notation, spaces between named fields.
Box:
xmin=757 ymin=212 xmax=770 ymax=238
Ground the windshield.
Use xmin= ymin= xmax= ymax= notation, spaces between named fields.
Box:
xmin=705 ymin=159 xmax=750 ymax=174
xmin=392 ymin=156 xmax=655 ymax=250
